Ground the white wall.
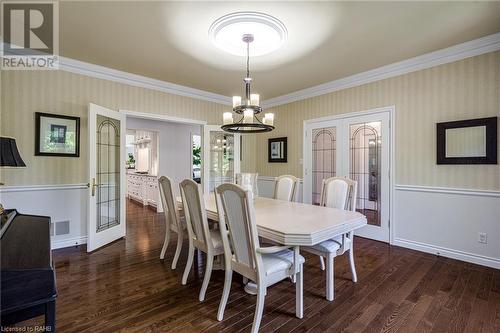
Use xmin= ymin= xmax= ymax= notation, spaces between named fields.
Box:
xmin=126 ymin=117 xmax=201 ymax=197
xmin=393 ymin=186 xmax=500 ymax=269
xmin=0 ymin=185 xmax=88 ymax=249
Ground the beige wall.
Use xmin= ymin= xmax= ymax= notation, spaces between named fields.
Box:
xmin=0 ymin=70 xmax=256 ymax=185
xmin=255 ymin=51 xmax=500 ymax=190
xmin=1 ymin=51 xmax=498 ymax=189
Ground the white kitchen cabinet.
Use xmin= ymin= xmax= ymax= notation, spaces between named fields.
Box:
xmin=126 ymin=173 xmax=160 ymax=209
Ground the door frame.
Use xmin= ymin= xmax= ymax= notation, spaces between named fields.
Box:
xmin=88 ymin=103 xmax=127 ymax=252
xmin=303 ymin=106 xmax=396 ymax=244
xmin=120 ymin=109 xmax=207 ymax=202
xmin=203 ymin=125 xmax=241 ymax=193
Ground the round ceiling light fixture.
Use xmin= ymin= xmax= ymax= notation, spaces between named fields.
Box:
xmin=209 ymin=11 xmax=287 ymax=57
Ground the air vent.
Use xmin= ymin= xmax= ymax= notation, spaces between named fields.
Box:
xmin=55 ymin=220 xmax=70 ymax=235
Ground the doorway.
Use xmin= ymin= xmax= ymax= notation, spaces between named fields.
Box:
xmin=203 ymin=125 xmax=241 ymax=193
xmin=303 ymin=107 xmax=394 ymax=243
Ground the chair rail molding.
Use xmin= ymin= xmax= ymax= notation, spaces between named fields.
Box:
xmin=262 ymin=32 xmax=500 ymax=108
xmin=0 ymin=183 xmax=88 ymax=193
xmin=395 ymin=184 xmax=500 ymax=197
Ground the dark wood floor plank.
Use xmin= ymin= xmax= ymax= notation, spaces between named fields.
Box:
xmin=8 ymin=199 xmax=499 ymax=333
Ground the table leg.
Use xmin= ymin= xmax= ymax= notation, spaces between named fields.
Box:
xmin=294 ymin=246 xmax=303 ymax=318
xmin=244 ymin=281 xmax=258 ymax=295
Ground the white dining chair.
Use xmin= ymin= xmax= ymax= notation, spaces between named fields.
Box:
xmin=302 ymin=177 xmax=358 ymax=301
xmin=273 ymin=175 xmax=299 ymax=202
xmin=236 ymin=172 xmax=259 ymax=197
xmin=158 ymin=176 xmax=184 ymax=269
xmin=215 ymin=183 xmax=305 ymax=333
xmin=179 ymin=179 xmax=225 ymax=301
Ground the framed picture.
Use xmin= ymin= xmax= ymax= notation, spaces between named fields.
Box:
xmin=437 ymin=117 xmax=497 ymax=164
xmin=268 ymin=137 xmax=287 ymax=163
xmin=35 ymin=112 xmax=80 ymax=157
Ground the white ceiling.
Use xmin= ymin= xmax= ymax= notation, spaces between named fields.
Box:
xmin=60 ymin=1 xmax=500 ymax=100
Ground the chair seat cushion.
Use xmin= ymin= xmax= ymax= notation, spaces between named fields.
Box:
xmin=209 ymin=229 xmax=224 ymax=251
xmin=309 ymin=235 xmax=351 ymax=254
xmin=262 ymin=249 xmax=305 ymax=276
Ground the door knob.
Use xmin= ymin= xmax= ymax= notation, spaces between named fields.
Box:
xmin=91 ymin=178 xmax=100 ymax=197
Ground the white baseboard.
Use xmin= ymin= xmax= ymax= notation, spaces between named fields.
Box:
xmin=52 ymin=236 xmax=87 ymax=250
xmin=393 ymin=237 xmax=500 ymax=269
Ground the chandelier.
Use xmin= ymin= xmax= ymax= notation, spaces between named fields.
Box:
xmin=221 ymin=34 xmax=274 ymax=133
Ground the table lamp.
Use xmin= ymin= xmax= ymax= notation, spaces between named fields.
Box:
xmin=0 ymin=137 xmax=26 ymax=216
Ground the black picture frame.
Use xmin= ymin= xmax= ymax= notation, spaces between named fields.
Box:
xmin=35 ymin=112 xmax=80 ymax=157
xmin=268 ymin=137 xmax=287 ymax=163
xmin=436 ymin=117 xmax=497 ymax=164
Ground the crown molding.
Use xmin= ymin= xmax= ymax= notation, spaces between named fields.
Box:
xmin=52 ymin=33 xmax=500 ymax=108
xmin=261 ymin=32 xmax=500 ymax=108
xmin=59 ymin=57 xmax=232 ymax=106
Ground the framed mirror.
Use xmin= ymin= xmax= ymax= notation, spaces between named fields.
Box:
xmin=437 ymin=117 xmax=497 ymax=164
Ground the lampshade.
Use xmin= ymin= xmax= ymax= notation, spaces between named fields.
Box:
xmin=0 ymin=137 xmax=26 ymax=167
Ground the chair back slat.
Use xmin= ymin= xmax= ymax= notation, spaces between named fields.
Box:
xmin=158 ymin=176 xmax=181 ymax=230
xmin=216 ymin=184 xmax=261 ymax=273
xmin=274 ymin=175 xmax=298 ymax=202
xmin=180 ymin=179 xmax=209 ymax=246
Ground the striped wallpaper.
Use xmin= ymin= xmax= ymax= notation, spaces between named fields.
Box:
xmin=1 ymin=51 xmax=498 ymax=190
xmin=255 ymin=51 xmax=500 ymax=190
xmin=0 ymin=70 xmax=256 ymax=185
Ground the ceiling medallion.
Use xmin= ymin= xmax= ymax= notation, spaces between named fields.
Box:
xmin=209 ymin=11 xmax=287 ymax=57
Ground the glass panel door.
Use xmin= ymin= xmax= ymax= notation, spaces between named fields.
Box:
xmin=96 ymin=115 xmax=121 ymax=232
xmin=203 ymin=125 xmax=240 ymax=193
xmin=304 ymin=110 xmax=391 ymax=242
xmin=349 ymin=122 xmax=382 ymax=226
xmin=88 ymin=103 xmax=126 ymax=252
xmin=342 ymin=112 xmax=390 ymax=242
xmin=312 ymin=127 xmax=337 ymax=205
xmin=303 ymin=120 xmax=339 ymax=204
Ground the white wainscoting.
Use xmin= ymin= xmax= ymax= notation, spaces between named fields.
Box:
xmin=394 ymin=185 xmax=500 ymax=269
xmin=2 ymin=180 xmax=499 ymax=270
xmin=0 ymin=184 xmax=88 ymax=249
xmin=257 ymin=176 xmax=303 ymax=202
xmin=258 ymin=177 xmax=499 ymax=269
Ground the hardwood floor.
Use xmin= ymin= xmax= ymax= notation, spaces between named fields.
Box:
xmin=15 ymin=199 xmax=500 ymax=332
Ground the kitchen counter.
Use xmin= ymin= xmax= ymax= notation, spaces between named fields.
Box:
xmin=126 ymin=173 xmax=160 ymax=208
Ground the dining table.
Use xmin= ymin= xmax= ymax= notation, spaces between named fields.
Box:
xmin=177 ymin=193 xmax=367 ymax=319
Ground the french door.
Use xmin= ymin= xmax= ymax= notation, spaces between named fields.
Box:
xmin=203 ymin=125 xmax=240 ymax=193
xmin=304 ymin=110 xmax=391 ymax=242
xmin=88 ymin=103 xmax=126 ymax=252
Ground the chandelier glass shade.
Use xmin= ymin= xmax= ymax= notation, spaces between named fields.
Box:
xmin=221 ymin=34 xmax=275 ymax=133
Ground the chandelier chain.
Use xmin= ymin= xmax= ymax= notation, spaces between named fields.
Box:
xmin=246 ymin=41 xmax=250 ymax=78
